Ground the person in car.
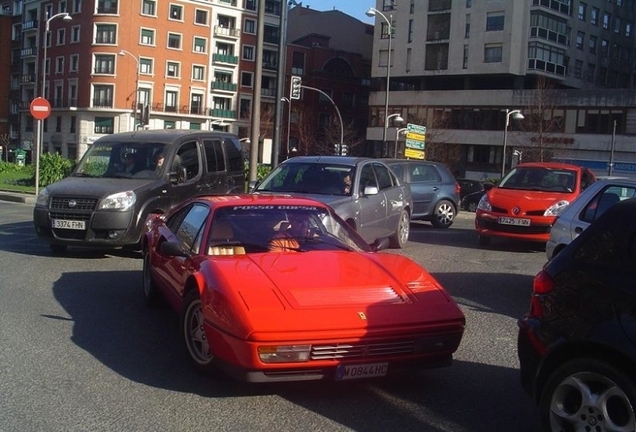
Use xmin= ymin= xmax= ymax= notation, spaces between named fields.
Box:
xmin=268 ymin=213 xmax=313 ymax=252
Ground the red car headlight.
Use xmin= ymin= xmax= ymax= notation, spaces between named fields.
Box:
xmin=258 ymin=345 xmax=312 ymax=363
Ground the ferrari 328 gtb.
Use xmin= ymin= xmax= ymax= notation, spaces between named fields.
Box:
xmin=143 ymin=194 xmax=465 ymax=382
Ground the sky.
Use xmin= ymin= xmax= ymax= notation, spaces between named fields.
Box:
xmin=293 ymin=0 xmax=375 ymax=23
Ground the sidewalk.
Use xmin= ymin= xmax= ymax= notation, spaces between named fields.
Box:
xmin=0 ymin=191 xmax=36 ymax=205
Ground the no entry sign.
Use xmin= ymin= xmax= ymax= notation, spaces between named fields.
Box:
xmin=30 ymin=97 xmax=51 ymax=120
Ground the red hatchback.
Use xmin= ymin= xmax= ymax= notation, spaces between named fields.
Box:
xmin=475 ymin=162 xmax=596 ymax=246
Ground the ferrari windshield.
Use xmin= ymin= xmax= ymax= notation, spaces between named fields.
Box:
xmin=72 ymin=141 xmax=168 ymax=180
xmin=209 ymin=204 xmax=371 ymax=253
xmin=255 ymin=162 xmax=355 ymax=196
xmin=499 ymin=166 xmax=577 ymax=193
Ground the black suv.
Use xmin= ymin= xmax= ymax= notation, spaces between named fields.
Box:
xmin=380 ymin=159 xmax=460 ymax=228
xmin=33 ymin=130 xmax=245 ymax=253
xmin=518 ymin=197 xmax=636 ymax=431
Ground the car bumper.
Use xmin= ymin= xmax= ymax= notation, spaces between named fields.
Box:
xmin=517 ymin=317 xmax=546 ymax=402
xmin=475 ymin=213 xmax=552 ymax=242
xmin=545 ymin=240 xmax=557 ymax=260
xmin=33 ymin=205 xmax=140 ymax=247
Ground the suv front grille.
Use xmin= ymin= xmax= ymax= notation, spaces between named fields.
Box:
xmin=50 ymin=197 xmax=98 ymax=211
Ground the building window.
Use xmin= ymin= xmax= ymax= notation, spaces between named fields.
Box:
xmin=603 ymin=12 xmax=610 ymax=29
xmin=140 ymin=28 xmax=155 ymax=45
xmin=139 ymin=57 xmax=153 ymax=75
xmin=167 ymin=33 xmax=182 ymax=49
xmin=94 ymin=54 xmax=115 ymax=74
xmin=93 ymin=85 xmax=113 ymax=108
xmin=55 ymin=57 xmax=64 ymax=74
xmin=614 ymin=17 xmax=621 ymax=33
xmin=71 ymin=26 xmax=80 ymax=43
xmin=166 ymin=61 xmax=180 ymax=78
xmin=165 ymin=90 xmax=178 ymax=112
xmin=195 ymin=9 xmax=208 ymax=25
xmin=578 ymin=2 xmax=586 ymax=20
xmin=169 ymin=4 xmax=183 ymax=20
xmin=627 ymin=22 xmax=633 ymax=37
xmin=242 ymin=45 xmax=255 ymax=61
xmin=465 ymin=14 xmax=470 ymax=38
xmin=56 ymin=116 xmax=62 ymax=132
xmin=96 ymin=0 xmax=118 ymax=14
xmin=192 ymin=65 xmax=205 ymax=81
xmin=95 ymin=24 xmax=116 ymax=44
xmin=486 ymin=12 xmax=504 ymax=31
xmin=70 ymin=116 xmax=76 ymax=133
xmin=291 ymin=51 xmax=305 ymax=75
xmin=463 ymin=44 xmax=469 ymax=68
xmin=94 ymin=116 xmax=114 ymax=133
xmin=244 ymin=18 xmax=256 ymax=34
xmin=591 ymin=7 xmax=599 ymax=25
xmin=164 ymin=120 xmax=175 ymax=129
xmin=70 ymin=54 xmax=79 ymax=71
xmin=589 ymin=35 xmax=597 ymax=53
xmin=56 ymin=29 xmax=66 ymax=45
xmin=576 ymin=31 xmax=584 ymax=49
xmin=574 ymin=59 xmax=583 ymax=78
xmin=586 ymin=63 xmax=595 ymax=81
xmin=245 ymin=0 xmax=256 ymax=11
xmin=72 ymin=0 xmax=82 ymax=14
xmin=484 ymin=44 xmax=502 ymax=62
xmin=241 ymin=71 xmax=253 ymax=87
xmin=600 ymin=39 xmax=609 ymax=56
xmin=193 ymin=37 xmax=207 ymax=53
xmin=141 ymin=0 xmax=155 ymax=16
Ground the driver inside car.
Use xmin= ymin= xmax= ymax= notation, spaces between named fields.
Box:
xmin=268 ymin=213 xmax=315 ymax=252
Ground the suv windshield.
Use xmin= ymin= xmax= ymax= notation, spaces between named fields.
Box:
xmin=73 ymin=141 xmax=168 ymax=180
xmin=256 ymin=163 xmax=355 ymax=196
xmin=499 ymin=167 xmax=576 ymax=193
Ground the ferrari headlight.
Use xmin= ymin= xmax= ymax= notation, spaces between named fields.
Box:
xmin=99 ymin=191 xmax=136 ymax=211
xmin=477 ymin=194 xmax=491 ymax=212
xmin=258 ymin=345 xmax=311 ymax=363
xmin=544 ymin=200 xmax=570 ymax=217
xmin=35 ymin=187 xmax=50 ymax=207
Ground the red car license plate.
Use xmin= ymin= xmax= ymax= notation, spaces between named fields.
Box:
xmin=498 ymin=216 xmax=530 ymax=226
xmin=335 ymin=362 xmax=388 ymax=380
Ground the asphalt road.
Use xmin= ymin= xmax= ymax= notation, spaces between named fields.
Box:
xmin=0 ymin=202 xmax=545 ymax=432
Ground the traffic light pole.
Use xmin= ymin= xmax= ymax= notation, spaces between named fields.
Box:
xmin=297 ymin=84 xmax=344 ymax=155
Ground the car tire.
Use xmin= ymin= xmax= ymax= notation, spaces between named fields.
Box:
xmin=467 ymin=202 xmax=478 ymax=212
xmin=477 ymin=235 xmax=491 ymax=246
xmin=142 ymin=251 xmax=159 ymax=307
xmin=50 ymin=244 xmax=67 ymax=254
xmin=539 ymin=358 xmax=636 ymax=432
xmin=181 ymin=289 xmax=216 ymax=375
xmin=431 ymin=200 xmax=455 ymax=229
xmin=389 ymin=209 xmax=410 ymax=249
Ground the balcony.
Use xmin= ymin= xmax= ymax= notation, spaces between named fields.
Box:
xmin=21 ymin=47 xmax=37 ymax=57
xmin=263 ymin=62 xmax=278 ymax=71
xmin=212 ymin=81 xmax=238 ymax=92
xmin=209 ymin=108 xmax=236 ymax=118
xmin=214 ymin=26 xmax=240 ymax=39
xmin=213 ymin=53 xmax=239 ymax=64
xmin=527 ymin=58 xmax=566 ymax=77
xmin=22 ymin=20 xmax=38 ymax=31
xmin=92 ymin=99 xmax=114 ymax=108
xmin=261 ymin=88 xmax=277 ymax=98
xmin=21 ymin=74 xmax=36 ymax=84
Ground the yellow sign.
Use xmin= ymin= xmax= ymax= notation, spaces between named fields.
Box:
xmin=405 ymin=148 xmax=425 ymax=160
xmin=406 ymin=132 xmax=425 ymax=141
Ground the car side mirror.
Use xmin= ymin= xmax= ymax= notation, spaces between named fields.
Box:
xmin=169 ymin=166 xmax=188 ymax=184
xmin=363 ymin=185 xmax=379 ymax=196
xmin=483 ymin=182 xmax=495 ymax=191
xmin=160 ymin=241 xmax=190 ymax=258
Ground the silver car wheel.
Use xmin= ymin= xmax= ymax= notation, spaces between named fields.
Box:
xmin=432 ymin=200 xmax=455 ymax=228
xmin=183 ymin=294 xmax=213 ymax=365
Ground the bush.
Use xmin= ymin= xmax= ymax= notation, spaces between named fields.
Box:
xmin=0 ymin=161 xmax=32 ymax=175
xmin=34 ymin=153 xmax=74 ymax=187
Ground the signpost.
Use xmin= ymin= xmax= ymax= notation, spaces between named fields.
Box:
xmin=405 ymin=123 xmax=426 ymax=159
xmin=30 ymin=97 xmax=52 ymax=198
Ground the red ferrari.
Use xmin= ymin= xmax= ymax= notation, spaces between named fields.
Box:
xmin=143 ymin=194 xmax=465 ymax=382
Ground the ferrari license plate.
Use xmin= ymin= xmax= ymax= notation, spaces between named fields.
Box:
xmin=335 ymin=362 xmax=388 ymax=380
xmin=498 ymin=216 xmax=530 ymax=226
xmin=52 ymin=219 xmax=86 ymax=230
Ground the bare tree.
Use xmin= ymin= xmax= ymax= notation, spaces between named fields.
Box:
xmin=519 ymin=76 xmax=563 ymax=162
xmin=320 ymin=117 xmax=366 ymax=156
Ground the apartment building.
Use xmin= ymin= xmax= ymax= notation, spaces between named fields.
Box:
xmin=7 ymin=0 xmax=283 ymax=161
xmin=366 ymin=0 xmax=636 ymax=179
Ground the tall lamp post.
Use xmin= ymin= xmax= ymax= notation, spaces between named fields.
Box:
xmin=501 ymin=109 xmax=524 ymax=178
xmin=366 ymin=7 xmax=393 ymax=149
xmin=119 ymin=49 xmax=140 ymax=130
xmin=36 ymin=11 xmax=72 ymax=198
xmin=281 ymin=97 xmax=291 ymax=159
xmin=385 ymin=113 xmax=403 ymax=157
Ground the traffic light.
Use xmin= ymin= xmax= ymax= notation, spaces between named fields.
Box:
xmin=290 ymin=76 xmax=302 ymax=100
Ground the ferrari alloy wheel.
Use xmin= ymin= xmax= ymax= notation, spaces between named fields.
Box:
xmin=389 ymin=210 xmax=410 ymax=248
xmin=540 ymin=358 xmax=636 ymax=432
xmin=142 ymin=251 xmax=159 ymax=307
xmin=181 ymin=290 xmax=215 ymax=374
xmin=431 ymin=200 xmax=455 ymax=229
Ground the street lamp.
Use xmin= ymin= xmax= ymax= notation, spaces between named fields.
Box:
xmin=394 ymin=127 xmax=407 ymax=158
xmin=119 ymin=49 xmax=140 ymax=130
xmin=281 ymin=97 xmax=291 ymax=159
xmin=385 ymin=113 xmax=403 ymax=157
xmin=501 ymin=109 xmax=524 ymax=178
xmin=36 ymin=11 xmax=72 ymax=198
xmin=366 ymin=7 xmax=393 ymax=149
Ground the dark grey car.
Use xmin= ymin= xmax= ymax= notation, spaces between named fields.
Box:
xmin=381 ymin=159 xmax=460 ymax=228
xmin=252 ymin=156 xmax=413 ymax=248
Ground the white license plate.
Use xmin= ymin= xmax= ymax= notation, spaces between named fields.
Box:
xmin=52 ymin=219 xmax=86 ymax=230
xmin=498 ymin=217 xmax=530 ymax=226
xmin=335 ymin=362 xmax=388 ymax=380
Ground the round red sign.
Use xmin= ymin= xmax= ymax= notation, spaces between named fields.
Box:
xmin=30 ymin=97 xmax=51 ymax=120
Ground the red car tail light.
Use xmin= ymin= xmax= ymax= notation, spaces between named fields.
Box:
xmin=455 ymin=182 xmax=461 ymax=195
xmin=530 ymin=270 xmax=554 ymax=318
